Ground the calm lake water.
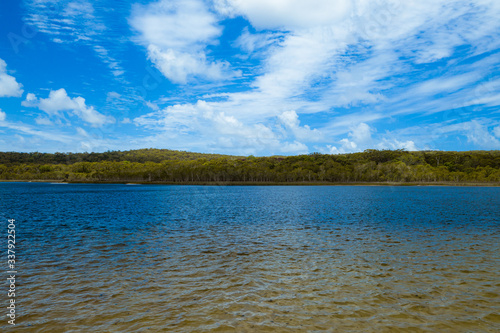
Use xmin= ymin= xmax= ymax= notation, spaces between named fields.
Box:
xmin=1 ymin=183 xmax=499 ymax=332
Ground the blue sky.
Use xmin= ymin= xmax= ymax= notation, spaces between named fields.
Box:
xmin=0 ymin=0 xmax=499 ymax=155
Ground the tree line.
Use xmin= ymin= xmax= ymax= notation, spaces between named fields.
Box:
xmin=0 ymin=148 xmax=228 ymax=165
xmin=0 ymin=149 xmax=499 ymax=184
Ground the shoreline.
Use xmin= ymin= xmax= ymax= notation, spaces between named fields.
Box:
xmin=1 ymin=179 xmax=499 ymax=187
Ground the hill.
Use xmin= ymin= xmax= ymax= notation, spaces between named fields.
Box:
xmin=0 ymin=149 xmax=499 ymax=184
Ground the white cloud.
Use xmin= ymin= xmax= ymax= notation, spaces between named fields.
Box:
xmin=215 ymin=0 xmax=352 ymax=30
xmin=462 ymin=78 xmax=500 ymax=108
xmin=145 ymin=101 xmax=159 ymax=111
xmin=0 ymin=109 xmax=6 ymax=121
xmin=130 ymin=0 xmax=236 ymax=84
xmin=253 ymin=29 xmax=344 ymax=100
xmin=234 ymin=28 xmax=283 ymax=55
xmin=461 ymin=120 xmax=500 ymax=148
xmin=493 ymin=126 xmax=500 ymax=139
xmin=397 ymin=118 xmax=500 ymax=150
xmin=282 ymin=141 xmax=309 ymax=154
xmin=327 ymin=122 xmax=373 ymax=153
xmin=106 ymin=91 xmax=121 ymax=102
xmin=278 ymin=110 xmax=322 ymax=141
xmin=136 ymin=100 xmax=273 ymax=140
xmin=76 ymin=127 xmax=88 ymax=137
xmin=93 ymin=45 xmax=126 ymax=79
xmin=35 ymin=117 xmax=53 ymax=126
xmin=0 ymin=59 xmax=23 ymax=97
xmin=12 ymin=0 xmax=491 ymax=154
xmin=0 ymin=121 xmax=75 ymax=145
xmin=24 ymin=1 xmax=126 ymax=80
xmin=23 ymin=90 xmax=73 ymax=115
xmin=434 ymin=119 xmax=500 ymax=149
xmin=377 ymin=139 xmax=419 ymax=151
xmin=327 ymin=122 xmax=419 ymax=154
xmin=22 ymin=89 xmax=114 ymax=127
xmin=349 ymin=122 xmax=373 ymax=144
xmin=0 ymin=117 xmax=124 ymax=152
xmin=134 ymin=100 xmax=314 ymax=155
xmin=146 ymin=45 xmax=230 ymax=84
xmin=131 ymin=0 xmax=220 ymax=49
xmin=278 ymin=110 xmax=300 ymax=128
xmin=214 ymin=1 xmax=500 ymax=124
xmin=129 ymin=0 xmax=500 ymax=155
xmin=413 ymin=73 xmax=481 ymax=96
xmin=24 ymin=0 xmax=105 ymax=43
xmin=64 ymin=1 xmax=94 ymax=18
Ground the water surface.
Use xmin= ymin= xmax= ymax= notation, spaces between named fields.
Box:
xmin=1 ymin=183 xmax=499 ymax=332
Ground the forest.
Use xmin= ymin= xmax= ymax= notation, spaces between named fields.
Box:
xmin=0 ymin=148 xmax=499 ymax=184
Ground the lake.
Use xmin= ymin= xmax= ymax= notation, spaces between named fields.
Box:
xmin=1 ymin=183 xmax=499 ymax=332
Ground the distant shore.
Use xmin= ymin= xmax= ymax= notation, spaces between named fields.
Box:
xmin=2 ymin=150 xmax=499 ymax=184
xmin=1 ymin=180 xmax=499 ymax=186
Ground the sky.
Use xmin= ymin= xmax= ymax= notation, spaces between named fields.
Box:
xmin=0 ymin=0 xmax=499 ymax=156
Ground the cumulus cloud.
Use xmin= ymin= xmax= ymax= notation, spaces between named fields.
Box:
xmin=348 ymin=122 xmax=373 ymax=145
xmin=130 ymin=0 xmax=236 ymax=84
xmin=22 ymin=89 xmax=114 ymax=127
xmin=327 ymin=122 xmax=373 ymax=153
xmin=0 ymin=59 xmax=23 ymax=97
xmin=327 ymin=122 xmax=419 ymax=154
xmin=136 ymin=100 xmax=274 ymax=140
xmin=134 ymin=100 xmax=312 ymax=155
xmin=278 ymin=110 xmax=322 ymax=141
xmin=0 ymin=109 xmax=6 ymax=121
xmin=146 ymin=45 xmax=230 ymax=84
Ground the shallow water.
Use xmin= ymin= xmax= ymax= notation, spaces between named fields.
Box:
xmin=1 ymin=183 xmax=499 ymax=332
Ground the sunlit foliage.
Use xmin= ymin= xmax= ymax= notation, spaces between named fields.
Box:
xmin=0 ymin=149 xmax=499 ymax=183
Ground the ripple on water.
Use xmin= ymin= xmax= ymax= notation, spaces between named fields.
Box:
xmin=0 ymin=184 xmax=499 ymax=332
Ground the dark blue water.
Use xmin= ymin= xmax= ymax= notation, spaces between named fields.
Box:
xmin=1 ymin=183 xmax=499 ymax=332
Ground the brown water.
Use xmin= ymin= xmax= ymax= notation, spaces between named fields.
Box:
xmin=2 ymin=184 xmax=499 ymax=332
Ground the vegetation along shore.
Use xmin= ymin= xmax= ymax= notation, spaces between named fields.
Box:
xmin=0 ymin=149 xmax=499 ymax=185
